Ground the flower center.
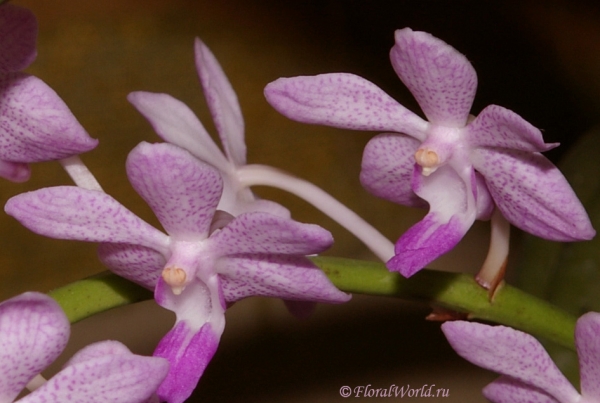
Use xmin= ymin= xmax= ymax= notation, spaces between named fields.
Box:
xmin=162 ymin=267 xmax=187 ymax=295
xmin=414 ymin=148 xmax=440 ymax=176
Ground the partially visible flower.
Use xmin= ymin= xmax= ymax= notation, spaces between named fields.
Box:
xmin=128 ymin=38 xmax=288 ymax=218
xmin=0 ymin=292 xmax=168 ymax=403
xmin=441 ymin=313 xmax=600 ymax=403
xmin=264 ymin=28 xmax=594 ymax=279
xmin=0 ymin=4 xmax=97 ymax=182
xmin=5 ymin=142 xmax=350 ymax=403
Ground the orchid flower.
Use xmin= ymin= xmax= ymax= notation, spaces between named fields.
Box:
xmin=128 ymin=37 xmax=395 ymax=262
xmin=5 ymin=141 xmax=350 ymax=403
xmin=441 ymin=312 xmax=600 ymax=403
xmin=264 ymin=27 xmax=595 ymax=289
xmin=0 ymin=4 xmax=98 ymax=184
xmin=0 ymin=291 xmax=168 ymax=403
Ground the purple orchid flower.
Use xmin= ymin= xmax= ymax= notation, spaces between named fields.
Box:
xmin=264 ymin=27 xmax=595 ymax=281
xmin=5 ymin=141 xmax=350 ymax=403
xmin=127 ymin=38 xmax=288 ymax=218
xmin=0 ymin=4 xmax=98 ymax=182
xmin=442 ymin=313 xmax=600 ymax=403
xmin=0 ymin=292 xmax=168 ymax=403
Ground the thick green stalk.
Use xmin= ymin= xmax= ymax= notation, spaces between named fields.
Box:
xmin=47 ymin=256 xmax=576 ymax=350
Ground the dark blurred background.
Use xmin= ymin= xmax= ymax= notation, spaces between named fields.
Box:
xmin=5 ymin=0 xmax=600 ymax=401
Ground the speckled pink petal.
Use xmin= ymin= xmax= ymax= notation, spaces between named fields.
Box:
xmin=154 ymin=321 xmax=219 ymax=403
xmin=22 ymin=340 xmax=169 ymax=403
xmin=472 ymin=148 xmax=595 ymax=241
xmin=0 ymin=159 xmax=30 ymax=182
xmin=441 ymin=321 xmax=580 ymax=403
xmin=0 ymin=73 xmax=98 ymax=162
xmin=219 ymin=254 xmax=350 ymax=303
xmin=0 ymin=292 xmax=69 ymax=403
xmin=209 ymin=211 xmax=333 ymax=256
xmin=390 ymin=28 xmax=477 ymax=127
xmin=360 ymin=132 xmax=425 ymax=207
xmin=127 ymin=142 xmax=223 ymax=241
xmin=465 ymin=105 xmax=558 ymax=152
xmin=127 ymin=91 xmax=229 ymax=172
xmin=5 ymin=186 xmax=170 ymax=254
xmin=194 ymin=38 xmax=246 ymax=166
xmin=575 ymin=312 xmax=600 ymax=400
xmin=483 ymin=376 xmax=562 ymax=403
xmin=97 ymin=242 xmax=165 ymax=290
xmin=264 ymin=73 xmax=428 ymax=140
xmin=0 ymin=4 xmax=37 ymax=73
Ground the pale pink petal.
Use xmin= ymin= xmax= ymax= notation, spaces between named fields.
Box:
xmin=127 ymin=91 xmax=229 ymax=172
xmin=483 ymin=376 xmax=562 ymax=403
xmin=0 ymin=159 xmax=30 ymax=182
xmin=0 ymin=4 xmax=37 ymax=73
xmin=209 ymin=211 xmax=333 ymax=256
xmin=0 ymin=73 xmax=98 ymax=162
xmin=194 ymin=38 xmax=246 ymax=166
xmin=466 ymin=105 xmax=558 ymax=152
xmin=126 ymin=142 xmax=222 ymax=241
xmin=575 ymin=312 xmax=600 ymax=400
xmin=390 ymin=28 xmax=477 ymax=127
xmin=472 ymin=148 xmax=595 ymax=241
xmin=97 ymin=243 xmax=165 ymax=290
xmin=22 ymin=341 xmax=169 ymax=403
xmin=0 ymin=293 xmax=69 ymax=403
xmin=265 ymin=73 xmax=428 ymax=140
xmin=441 ymin=321 xmax=580 ymax=403
xmin=359 ymin=132 xmax=425 ymax=207
xmin=5 ymin=186 xmax=170 ymax=254
xmin=218 ymin=254 xmax=350 ymax=303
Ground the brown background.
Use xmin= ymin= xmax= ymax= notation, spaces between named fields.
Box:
xmin=4 ymin=1 xmax=600 ymax=401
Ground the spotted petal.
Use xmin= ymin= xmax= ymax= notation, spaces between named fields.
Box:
xmin=390 ymin=28 xmax=477 ymax=127
xmin=441 ymin=321 xmax=580 ymax=403
xmin=209 ymin=211 xmax=333 ymax=256
xmin=483 ymin=376 xmax=562 ymax=403
xmin=575 ymin=312 xmax=600 ymax=400
xmin=97 ymin=243 xmax=165 ymax=290
xmin=0 ymin=73 xmax=98 ymax=162
xmin=126 ymin=142 xmax=223 ymax=241
xmin=127 ymin=91 xmax=229 ymax=172
xmin=472 ymin=148 xmax=595 ymax=241
xmin=5 ymin=186 xmax=170 ymax=254
xmin=0 ymin=4 xmax=37 ymax=73
xmin=0 ymin=293 xmax=69 ymax=403
xmin=23 ymin=340 xmax=169 ymax=403
xmin=219 ymin=254 xmax=350 ymax=303
xmin=194 ymin=38 xmax=246 ymax=166
xmin=265 ymin=73 xmax=428 ymax=140
xmin=360 ymin=132 xmax=425 ymax=207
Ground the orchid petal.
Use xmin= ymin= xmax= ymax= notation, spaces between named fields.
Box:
xmin=466 ymin=105 xmax=558 ymax=152
xmin=388 ymin=165 xmax=475 ymax=276
xmin=219 ymin=254 xmax=350 ymax=303
xmin=483 ymin=376 xmax=561 ymax=403
xmin=360 ymin=132 xmax=425 ymax=207
xmin=97 ymin=243 xmax=165 ymax=290
xmin=441 ymin=321 xmax=580 ymax=403
xmin=126 ymin=142 xmax=223 ymax=241
xmin=472 ymin=148 xmax=595 ymax=241
xmin=23 ymin=341 xmax=169 ymax=403
xmin=209 ymin=211 xmax=333 ymax=256
xmin=575 ymin=312 xmax=600 ymax=400
xmin=390 ymin=28 xmax=477 ymax=127
xmin=194 ymin=38 xmax=246 ymax=166
xmin=5 ymin=186 xmax=170 ymax=254
xmin=154 ymin=321 xmax=219 ymax=403
xmin=127 ymin=91 xmax=229 ymax=172
xmin=264 ymin=73 xmax=428 ymax=140
xmin=0 ymin=159 xmax=30 ymax=182
xmin=0 ymin=4 xmax=37 ymax=73
xmin=0 ymin=293 xmax=69 ymax=403
xmin=0 ymin=73 xmax=98 ymax=162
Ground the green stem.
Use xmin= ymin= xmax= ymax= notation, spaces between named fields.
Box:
xmin=47 ymin=256 xmax=576 ymax=350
